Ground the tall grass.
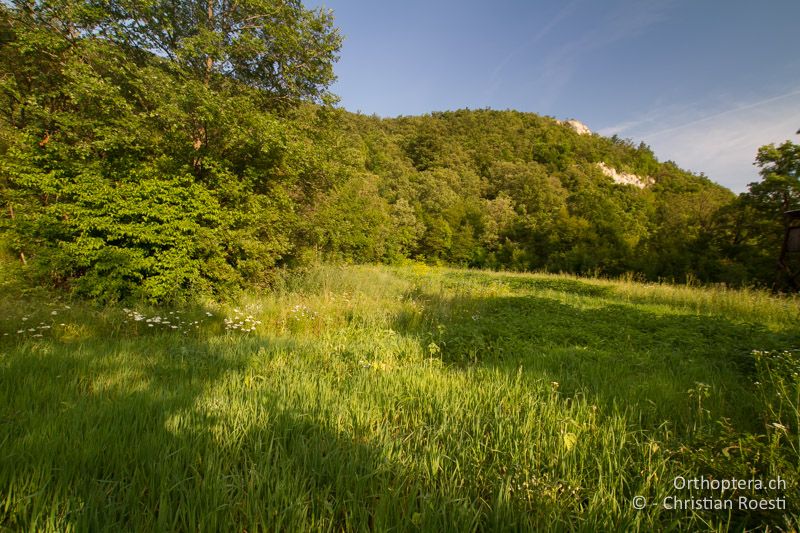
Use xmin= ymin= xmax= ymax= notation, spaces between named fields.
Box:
xmin=1 ymin=263 xmax=798 ymax=531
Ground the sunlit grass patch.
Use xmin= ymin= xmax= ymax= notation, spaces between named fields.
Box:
xmin=1 ymin=264 xmax=798 ymax=531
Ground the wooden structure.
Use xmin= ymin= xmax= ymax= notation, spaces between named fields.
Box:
xmin=778 ymin=209 xmax=800 ymax=290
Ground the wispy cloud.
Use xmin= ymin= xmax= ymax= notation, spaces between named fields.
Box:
xmin=577 ymin=0 xmax=672 ymax=50
xmin=487 ymin=0 xmax=581 ymax=90
xmin=599 ymin=88 xmax=800 ymax=192
xmin=603 ymin=89 xmax=800 ymax=139
xmin=527 ymin=0 xmax=674 ymax=110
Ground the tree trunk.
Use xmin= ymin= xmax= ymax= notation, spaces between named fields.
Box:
xmin=205 ymin=0 xmax=214 ymax=87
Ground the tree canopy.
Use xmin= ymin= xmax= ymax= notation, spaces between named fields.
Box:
xmin=713 ymin=139 xmax=800 ymax=288
xmin=0 ymin=0 xmax=342 ymax=301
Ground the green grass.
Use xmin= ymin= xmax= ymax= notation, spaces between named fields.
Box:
xmin=1 ymin=264 xmax=798 ymax=531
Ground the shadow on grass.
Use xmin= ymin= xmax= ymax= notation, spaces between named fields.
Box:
xmin=1 ymin=284 xmax=796 ymax=531
xmin=0 ymin=333 xmax=539 ymax=531
xmin=391 ymin=286 xmax=800 ymax=530
xmin=394 ymin=290 xmax=799 ymax=434
xmin=0 ymin=334 xmax=254 ymax=530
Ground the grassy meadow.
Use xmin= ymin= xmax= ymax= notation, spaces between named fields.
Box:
xmin=1 ymin=263 xmax=799 ymax=531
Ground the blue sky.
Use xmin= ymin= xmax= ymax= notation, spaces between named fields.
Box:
xmin=307 ymin=0 xmax=800 ymax=192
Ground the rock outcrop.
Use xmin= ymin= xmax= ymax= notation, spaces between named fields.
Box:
xmin=554 ymin=118 xmax=592 ymax=135
xmin=596 ymin=162 xmax=654 ymax=189
xmin=565 ymin=119 xmax=592 ymax=136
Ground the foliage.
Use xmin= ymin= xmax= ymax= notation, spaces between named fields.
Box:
xmin=0 ymin=0 xmax=340 ymax=302
xmin=1 ymin=1 xmax=795 ymax=301
xmin=713 ymin=140 xmax=800 ymax=288
xmin=318 ymin=109 xmax=737 ymax=281
xmin=102 ymin=0 xmax=341 ymax=104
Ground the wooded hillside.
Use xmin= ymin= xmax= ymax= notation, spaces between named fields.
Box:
xmin=1 ymin=1 xmax=797 ymax=302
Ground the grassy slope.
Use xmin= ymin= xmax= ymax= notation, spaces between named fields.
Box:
xmin=1 ymin=264 xmax=798 ymax=531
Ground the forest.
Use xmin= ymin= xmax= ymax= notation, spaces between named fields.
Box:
xmin=1 ymin=0 xmax=798 ymax=302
